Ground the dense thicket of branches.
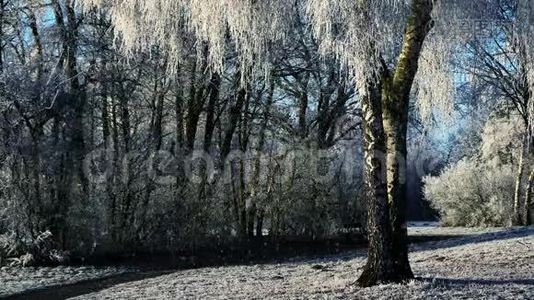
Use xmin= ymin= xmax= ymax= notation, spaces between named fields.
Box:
xmin=0 ymin=0 xmax=364 ymax=263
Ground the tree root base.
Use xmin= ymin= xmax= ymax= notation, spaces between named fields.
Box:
xmin=357 ymin=264 xmax=415 ymax=287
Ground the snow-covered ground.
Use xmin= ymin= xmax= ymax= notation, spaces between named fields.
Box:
xmin=0 ymin=265 xmax=132 ymax=298
xmin=2 ymin=226 xmax=533 ymax=299
xmin=73 ymin=226 xmax=533 ymax=299
xmin=408 ymin=222 xmax=505 ymax=237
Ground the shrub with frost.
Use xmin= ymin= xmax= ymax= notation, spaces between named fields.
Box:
xmin=424 ymin=159 xmax=515 ymax=226
xmin=424 ymin=115 xmax=521 ymax=226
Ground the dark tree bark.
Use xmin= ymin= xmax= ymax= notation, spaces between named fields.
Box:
xmin=524 ymin=168 xmax=534 ymax=226
xmin=139 ymin=66 xmax=168 ymax=238
xmin=221 ymin=85 xmax=247 ymax=160
xmin=153 ymin=89 xmax=165 ymax=151
xmin=185 ymin=57 xmax=199 ymax=150
xmin=298 ymin=74 xmax=309 ymax=140
xmin=381 ymin=0 xmax=433 ymax=281
xmin=118 ymin=85 xmax=134 ymax=243
xmin=102 ymin=81 xmax=110 ymax=148
xmin=27 ymin=9 xmax=44 ymax=81
xmin=357 ymin=73 xmax=395 ymax=287
xmin=175 ymin=77 xmax=185 ymax=150
xmin=239 ymin=88 xmax=253 ymax=237
xmin=359 ymin=0 xmax=433 ymax=286
xmin=514 ymin=132 xmax=528 ymax=225
xmin=521 ymin=123 xmax=533 ymax=226
xmin=110 ymin=85 xmax=120 ymax=240
xmin=220 ymin=73 xmax=248 ymax=237
xmin=203 ymin=73 xmax=221 ymax=152
xmin=49 ymin=0 xmax=88 ymax=248
xmin=248 ymin=81 xmax=275 ymax=238
xmin=185 ymin=50 xmax=208 ymax=151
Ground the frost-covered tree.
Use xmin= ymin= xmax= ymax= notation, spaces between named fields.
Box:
xmin=452 ymin=0 xmax=534 ymax=225
xmin=0 ymin=0 xmax=366 ymax=264
xmin=424 ymin=115 xmax=524 ymax=227
xmin=80 ymin=0 xmax=534 ymax=286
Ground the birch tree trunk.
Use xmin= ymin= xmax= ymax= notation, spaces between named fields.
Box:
xmin=524 ymin=168 xmax=533 ymax=226
xmin=383 ymin=0 xmax=433 ymax=280
xmin=359 ymin=0 xmax=433 ymax=286
xmin=514 ymin=133 xmax=528 ymax=225
xmin=357 ymin=73 xmax=395 ymax=287
xmin=522 ymin=125 xmax=532 ymax=226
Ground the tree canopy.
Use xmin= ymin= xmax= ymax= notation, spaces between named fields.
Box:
xmin=83 ymin=0 xmax=533 ymax=126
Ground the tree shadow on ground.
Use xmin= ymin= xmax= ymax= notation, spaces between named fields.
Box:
xmin=419 ymin=277 xmax=534 ymax=286
xmin=2 ymin=271 xmax=174 ymax=300
xmin=412 ymin=227 xmax=534 ymax=252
